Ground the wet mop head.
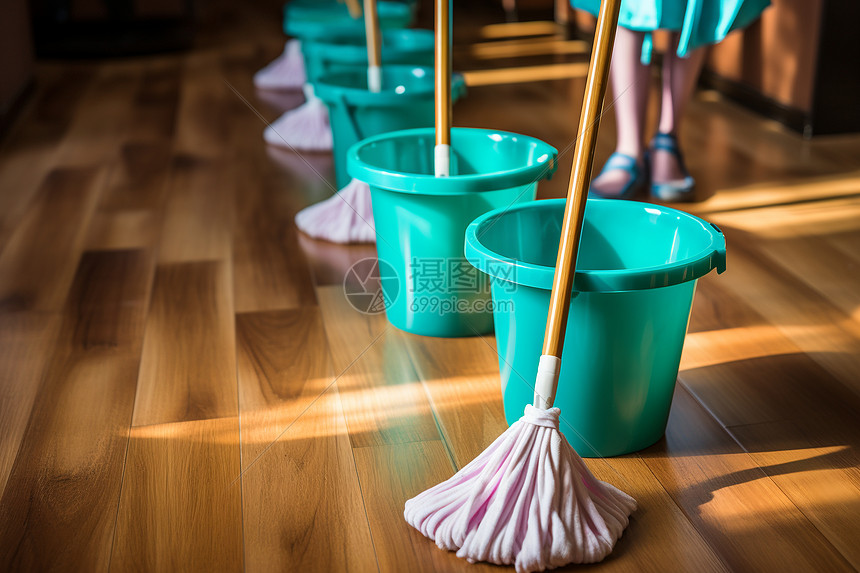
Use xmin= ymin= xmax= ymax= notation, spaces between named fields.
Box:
xmin=295 ymin=178 xmax=376 ymax=243
xmin=404 ymin=405 xmax=636 ymax=573
xmin=254 ymin=39 xmax=306 ymax=90
xmin=264 ymin=85 xmax=333 ymax=151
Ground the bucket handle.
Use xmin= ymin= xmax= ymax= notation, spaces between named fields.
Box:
xmin=336 ymin=93 xmax=365 ymax=142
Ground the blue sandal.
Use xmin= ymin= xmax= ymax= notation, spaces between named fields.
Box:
xmin=589 ymin=152 xmax=647 ymax=199
xmin=649 ymin=132 xmax=695 ymax=202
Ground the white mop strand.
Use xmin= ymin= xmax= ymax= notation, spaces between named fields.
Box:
xmin=404 ymin=405 xmax=637 ymax=573
xmin=254 ymin=39 xmax=306 ymax=90
xmin=295 ymin=178 xmax=376 ymax=243
xmin=264 ymin=85 xmax=333 ymax=151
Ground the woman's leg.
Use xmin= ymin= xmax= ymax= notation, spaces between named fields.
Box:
xmin=590 ymin=25 xmax=650 ymax=196
xmin=651 ymin=33 xmax=706 ymax=184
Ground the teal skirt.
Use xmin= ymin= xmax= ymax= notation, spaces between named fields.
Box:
xmin=572 ymin=0 xmax=770 ymax=61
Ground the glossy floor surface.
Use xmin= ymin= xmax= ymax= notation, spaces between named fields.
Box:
xmin=1 ymin=0 xmax=859 ymax=571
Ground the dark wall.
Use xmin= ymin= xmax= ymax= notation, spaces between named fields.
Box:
xmin=0 ymin=0 xmax=35 ymax=126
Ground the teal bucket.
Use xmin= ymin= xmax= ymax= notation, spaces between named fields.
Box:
xmin=465 ymin=198 xmax=727 ymax=456
xmin=284 ymin=1 xmax=413 ymax=42
xmin=348 ymin=128 xmax=558 ymax=337
xmin=302 ymin=29 xmax=435 ymax=85
xmin=315 ymin=66 xmax=466 ymax=188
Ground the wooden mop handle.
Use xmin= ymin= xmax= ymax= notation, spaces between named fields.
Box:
xmin=541 ymin=0 xmax=622 ymax=358
xmin=365 ymin=0 xmax=382 ymax=91
xmin=434 ymin=0 xmax=451 ymax=175
xmin=345 ymin=0 xmax=362 ymax=19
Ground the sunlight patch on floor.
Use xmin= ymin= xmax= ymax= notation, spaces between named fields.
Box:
xmin=693 ymin=170 xmax=860 ymax=217
xmin=463 ymin=62 xmax=588 ymax=86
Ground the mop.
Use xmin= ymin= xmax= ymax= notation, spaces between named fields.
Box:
xmin=263 ymin=0 xmax=363 ymax=151
xmin=294 ymin=0 xmax=381 ymax=243
xmin=263 ymin=84 xmax=333 ymax=151
xmin=404 ymin=1 xmax=637 ymax=572
xmin=254 ymin=39 xmax=306 ymax=91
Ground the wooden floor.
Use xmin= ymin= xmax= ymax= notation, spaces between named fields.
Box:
xmin=2 ymin=1 xmax=860 ymax=571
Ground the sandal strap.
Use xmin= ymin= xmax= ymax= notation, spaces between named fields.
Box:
xmin=650 ymin=132 xmax=680 ymax=153
xmin=650 ymin=132 xmax=690 ymax=174
xmin=602 ymin=152 xmax=641 ymax=175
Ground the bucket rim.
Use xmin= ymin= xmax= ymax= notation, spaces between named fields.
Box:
xmin=465 ymin=198 xmax=727 ymax=293
xmin=284 ymin=1 xmax=412 ymax=40
xmin=347 ymin=127 xmax=559 ymax=196
xmin=314 ymin=66 xmax=466 ymax=106
xmin=302 ymin=28 xmax=434 ymax=53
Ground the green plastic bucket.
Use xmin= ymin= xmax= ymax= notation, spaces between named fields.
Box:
xmin=283 ymin=1 xmax=413 ymax=42
xmin=315 ymin=66 xmax=466 ymax=188
xmin=302 ymin=29 xmax=435 ymax=85
xmin=465 ymin=198 xmax=727 ymax=456
xmin=347 ymin=128 xmax=558 ymax=337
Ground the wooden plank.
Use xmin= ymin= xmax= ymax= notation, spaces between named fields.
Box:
xmin=218 ymin=43 xmax=284 ymax=149
xmin=389 ymin=332 xmax=732 ymax=571
xmin=674 ymin=93 xmax=860 ymax=208
xmin=397 ymin=332 xmax=508 ymax=469
xmin=360 ymin=329 xmax=729 ymax=571
xmin=0 ymin=3 xmax=858 ymax=570
xmin=352 ymin=439 xmax=727 ymax=573
xmin=0 ymin=312 xmax=59 ymax=496
xmin=696 ymin=231 xmax=860 ymax=398
xmin=578 ymin=455 xmax=730 ymax=573
xmin=454 ymin=37 xmax=590 ymax=60
xmin=353 ymin=441 xmax=500 ymax=573
xmin=97 ymin=141 xmax=173 ymax=212
xmin=750 ymin=234 xmax=860 ymax=323
xmin=641 ymin=386 xmax=854 ymax=572
xmin=132 ymin=260 xmax=237 ymax=426
xmin=219 ymin=41 xmax=307 ymax=130
xmin=173 ymin=52 xmax=232 ymax=158
xmin=684 ymin=283 xmax=860 ymax=567
xmin=219 ymin=44 xmax=330 ymax=310
xmin=0 ymin=167 xmax=106 ymax=311
xmin=54 ymin=64 xmax=142 ymax=166
xmin=0 ymin=250 xmax=153 ymax=571
xmin=110 ymin=417 xmax=244 ymax=572
xmin=316 ymin=285 xmax=440 ymax=448
xmin=231 ymin=155 xmax=318 ymax=313
xmin=823 ymin=229 xmax=860 ymax=267
xmin=236 ymin=309 xmax=377 ymax=571
xmin=86 ymin=210 xmax=159 ymax=251
xmin=127 ymin=59 xmax=180 ymax=142
xmin=728 ymin=419 xmax=860 ymax=570
xmin=157 ymin=154 xmax=234 ymax=263
xmin=0 ymin=67 xmax=94 ymax=248
xmin=684 ymin=96 xmax=846 ymax=187
xmin=681 ymin=326 xmax=859 ymax=428
xmin=3 ymin=66 xmax=95 ymax=150
xmin=90 ymin=140 xmax=172 ymax=252
xmin=462 ymin=62 xmax=589 ymax=86
xmin=297 ymin=233 xmax=379 ymax=288
xmin=236 ymin=308 xmax=332 ymax=458
xmin=113 ymin=256 xmax=240 ymax=569
xmin=704 ymin=196 xmax=860 ymax=239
